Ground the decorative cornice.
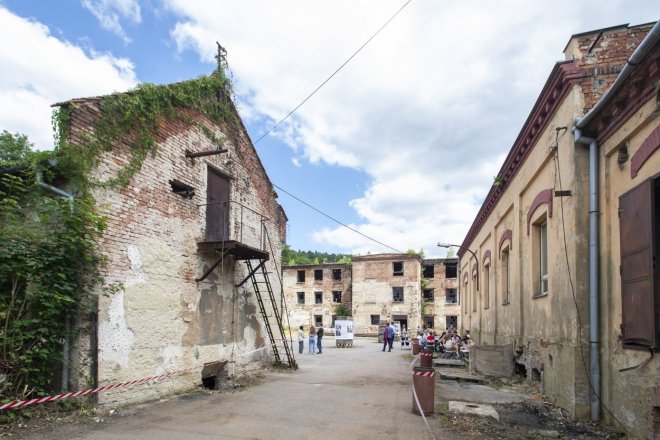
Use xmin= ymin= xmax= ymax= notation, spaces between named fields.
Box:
xmin=631 ymin=123 xmax=660 ymax=178
xmin=582 ymin=42 xmax=660 ymax=145
xmin=498 ymin=229 xmax=513 ymax=256
xmin=459 ymin=61 xmax=582 ymax=257
xmin=527 ymin=189 xmax=554 ymax=235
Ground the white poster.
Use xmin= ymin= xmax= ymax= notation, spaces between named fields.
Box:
xmin=335 ymin=320 xmax=354 ymax=340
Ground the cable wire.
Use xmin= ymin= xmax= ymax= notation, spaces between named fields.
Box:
xmin=272 ymin=183 xmax=405 ymax=254
xmin=553 ymin=127 xmax=627 ymax=431
xmin=252 ymin=0 xmax=414 ymax=145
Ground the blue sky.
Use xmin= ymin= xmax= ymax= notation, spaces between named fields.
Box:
xmin=1 ymin=1 xmax=658 ymax=257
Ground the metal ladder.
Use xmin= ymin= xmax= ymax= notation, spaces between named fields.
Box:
xmin=244 ymin=259 xmax=297 ymax=369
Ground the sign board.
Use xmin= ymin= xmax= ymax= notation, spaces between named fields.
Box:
xmin=335 ymin=320 xmax=354 ymax=340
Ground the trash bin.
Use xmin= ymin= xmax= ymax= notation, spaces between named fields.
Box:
xmin=412 ymin=366 xmax=435 ymax=416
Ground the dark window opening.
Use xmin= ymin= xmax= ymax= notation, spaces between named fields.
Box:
xmin=445 ymin=263 xmax=457 ymax=279
xmin=332 ymin=269 xmax=342 ymax=281
xmin=314 ymin=315 xmax=323 ymax=327
xmin=371 ymin=314 xmax=380 ymax=325
xmin=332 ymin=291 xmax=342 ymax=303
xmin=423 ymin=288 xmax=434 ymax=301
xmin=445 ymin=315 xmax=457 ymax=330
xmin=297 ymin=292 xmax=305 ymax=304
xmin=314 ymin=269 xmax=323 ymax=281
xmin=393 ymin=261 xmax=404 ymax=276
xmin=202 ymin=376 xmax=217 ymax=390
xmin=446 ymin=289 xmax=457 ymax=304
xmin=170 ymin=179 xmax=195 ymax=199
xmin=393 ymin=287 xmax=404 ymax=302
xmin=424 ymin=316 xmax=434 ymax=329
xmin=315 ymin=291 xmax=323 ymax=304
xmin=423 ymin=265 xmax=434 ymax=278
xmin=297 ymin=270 xmax=305 ymax=283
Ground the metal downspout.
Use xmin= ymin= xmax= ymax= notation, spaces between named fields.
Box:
xmin=36 ymin=171 xmax=75 ymax=391
xmin=573 ymin=127 xmax=600 ymax=421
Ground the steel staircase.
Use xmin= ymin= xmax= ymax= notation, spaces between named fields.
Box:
xmin=239 ymin=258 xmax=297 ymax=369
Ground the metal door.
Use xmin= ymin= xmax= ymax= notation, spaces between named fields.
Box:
xmin=206 ymin=168 xmax=230 ymax=241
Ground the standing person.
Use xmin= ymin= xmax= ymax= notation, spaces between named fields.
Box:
xmin=316 ymin=326 xmax=324 ymax=354
xmin=387 ymin=322 xmax=396 ymax=352
xmin=382 ymin=324 xmax=389 ymax=352
xmin=308 ymin=324 xmax=316 ymax=354
xmin=297 ymin=325 xmax=304 ymax=354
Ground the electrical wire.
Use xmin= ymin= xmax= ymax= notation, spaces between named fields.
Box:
xmin=272 ymin=183 xmax=405 ymax=254
xmin=552 ymin=127 xmax=628 ymax=431
xmin=252 ymin=0 xmax=414 ymax=145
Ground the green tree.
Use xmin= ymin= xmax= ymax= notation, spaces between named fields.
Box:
xmin=0 ymin=131 xmax=32 ymax=166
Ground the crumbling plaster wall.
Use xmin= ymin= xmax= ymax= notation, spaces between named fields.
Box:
xmin=422 ymin=258 xmax=460 ymax=332
xmin=67 ymin=103 xmax=285 ymax=406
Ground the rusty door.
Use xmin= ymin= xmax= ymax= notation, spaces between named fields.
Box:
xmin=206 ymin=168 xmax=230 ymax=241
xmin=619 ymin=178 xmax=656 ymax=348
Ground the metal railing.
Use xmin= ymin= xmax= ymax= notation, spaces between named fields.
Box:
xmin=198 ymin=200 xmax=269 ymax=251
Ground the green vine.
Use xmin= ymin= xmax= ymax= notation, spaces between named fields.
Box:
xmin=53 ymin=70 xmax=238 ymax=190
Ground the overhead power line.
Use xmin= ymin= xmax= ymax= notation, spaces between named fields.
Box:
xmin=252 ymin=0 xmax=414 ymax=145
xmin=272 ymin=183 xmax=405 ymax=254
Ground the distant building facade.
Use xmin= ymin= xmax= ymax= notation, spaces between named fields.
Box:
xmin=282 ymin=263 xmax=352 ymax=329
xmin=283 ymin=254 xmax=459 ymax=336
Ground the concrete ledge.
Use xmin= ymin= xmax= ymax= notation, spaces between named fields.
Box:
xmin=471 ymin=344 xmax=514 ymax=378
xmin=448 ymin=401 xmax=499 ymax=421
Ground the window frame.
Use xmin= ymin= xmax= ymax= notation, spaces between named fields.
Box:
xmin=314 ymin=291 xmax=323 ymax=304
xmin=297 ymin=270 xmax=305 ymax=283
xmin=423 ymin=265 xmax=434 ymax=278
xmin=332 ymin=268 xmax=342 ymax=281
xmin=445 ymin=288 xmax=457 ymax=304
xmin=392 ymin=286 xmax=404 ymax=302
xmin=484 ymin=263 xmax=490 ymax=309
xmin=332 ymin=291 xmax=342 ymax=303
xmin=314 ymin=269 xmax=323 ymax=281
xmin=297 ymin=292 xmax=305 ymax=304
xmin=423 ymin=288 xmax=434 ymax=301
xmin=501 ymin=246 xmax=511 ymax=304
xmin=531 ymin=212 xmax=549 ymax=298
xmin=370 ymin=314 xmax=380 ymax=325
xmin=393 ymin=261 xmax=404 ymax=276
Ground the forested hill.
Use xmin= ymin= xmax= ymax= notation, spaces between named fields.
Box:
xmin=281 ymin=245 xmax=351 ymax=266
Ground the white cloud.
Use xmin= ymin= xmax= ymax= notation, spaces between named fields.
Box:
xmin=81 ymin=0 xmax=141 ymax=43
xmin=164 ymin=0 xmax=659 ymax=256
xmin=0 ymin=7 xmax=137 ymax=148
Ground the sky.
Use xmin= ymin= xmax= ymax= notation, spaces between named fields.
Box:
xmin=1 ymin=1 xmax=658 ymax=258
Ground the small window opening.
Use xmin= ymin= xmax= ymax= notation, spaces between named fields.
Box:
xmin=445 ymin=315 xmax=457 ymax=330
xmin=446 ymin=289 xmax=457 ymax=304
xmin=445 ymin=263 xmax=457 ymax=278
xmin=314 ymin=291 xmax=322 ymax=304
xmin=297 ymin=270 xmax=305 ymax=283
xmin=423 ymin=265 xmax=434 ymax=278
xmin=393 ymin=261 xmax=404 ymax=276
xmin=170 ymin=179 xmax=195 ymax=199
xmin=202 ymin=376 xmax=217 ymax=390
xmin=314 ymin=269 xmax=323 ymax=281
xmin=392 ymin=287 xmax=404 ymax=302
xmin=297 ymin=292 xmax=305 ymax=304
xmin=332 ymin=269 xmax=342 ymax=281
xmin=201 ymin=361 xmax=227 ymax=390
xmin=332 ymin=291 xmax=341 ymax=303
xmin=424 ymin=316 xmax=434 ymax=328
xmin=423 ymin=288 xmax=434 ymax=301
xmin=314 ymin=315 xmax=323 ymax=327
xmin=371 ymin=314 xmax=380 ymax=325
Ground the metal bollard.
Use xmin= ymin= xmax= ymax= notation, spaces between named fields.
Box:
xmin=419 ymin=347 xmax=433 ymax=368
xmin=412 ymin=366 xmax=435 ymax=416
xmin=411 ymin=339 xmax=420 ymax=355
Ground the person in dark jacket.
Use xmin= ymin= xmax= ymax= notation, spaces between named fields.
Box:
xmin=382 ymin=324 xmax=389 ymax=351
xmin=316 ymin=326 xmax=324 ymax=354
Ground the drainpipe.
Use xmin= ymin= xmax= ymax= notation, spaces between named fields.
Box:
xmin=573 ymin=127 xmax=599 ymax=421
xmin=36 ymin=171 xmax=75 ymax=391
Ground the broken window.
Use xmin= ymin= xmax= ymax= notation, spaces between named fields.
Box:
xmin=332 ymin=269 xmax=342 ymax=281
xmin=297 ymin=270 xmax=305 ymax=283
xmin=393 ymin=261 xmax=404 ymax=276
xmin=445 ymin=288 xmax=457 ymax=304
xmin=445 ymin=263 xmax=457 ymax=278
xmin=169 ymin=179 xmax=195 ymax=199
xmin=371 ymin=314 xmax=380 ymax=325
xmin=332 ymin=291 xmax=342 ymax=303
xmin=424 ymin=316 xmax=434 ymax=329
xmin=423 ymin=288 xmax=434 ymax=301
xmin=315 ymin=291 xmax=323 ymax=304
xmin=423 ymin=265 xmax=434 ymax=278
xmin=314 ymin=269 xmax=323 ymax=281
xmin=314 ymin=315 xmax=323 ymax=327
xmin=392 ymin=287 xmax=404 ymax=302
xmin=446 ymin=315 xmax=457 ymax=330
xmin=297 ymin=292 xmax=305 ymax=304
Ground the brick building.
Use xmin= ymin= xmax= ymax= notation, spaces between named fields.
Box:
xmin=56 ymin=72 xmax=288 ymax=406
xmin=282 ymin=263 xmax=352 ymax=329
xmin=456 ymin=22 xmax=659 ymax=437
xmin=283 ymin=254 xmax=460 ymax=336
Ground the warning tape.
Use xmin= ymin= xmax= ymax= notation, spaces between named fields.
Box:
xmin=411 ymin=370 xmax=435 ymax=377
xmin=410 ymin=352 xmax=437 ymax=440
xmin=0 ymin=365 xmax=199 ymax=410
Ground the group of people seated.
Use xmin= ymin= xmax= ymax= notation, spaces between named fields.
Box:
xmin=413 ymin=327 xmax=474 ymax=357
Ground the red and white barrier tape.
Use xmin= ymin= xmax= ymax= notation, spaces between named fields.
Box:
xmin=411 ymin=370 xmax=435 ymax=377
xmin=409 ymin=353 xmax=437 ymax=440
xmin=0 ymin=365 xmax=199 ymax=410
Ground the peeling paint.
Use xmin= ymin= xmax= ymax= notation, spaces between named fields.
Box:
xmin=126 ymin=245 xmax=149 ymax=287
xmin=99 ymin=293 xmax=135 ymax=368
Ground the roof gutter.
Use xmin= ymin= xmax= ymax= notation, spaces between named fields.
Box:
xmin=572 ymin=20 xmax=659 ymax=423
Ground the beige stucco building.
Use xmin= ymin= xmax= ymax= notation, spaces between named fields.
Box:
xmin=456 ymin=22 xmax=659 ymax=438
xmin=282 ymin=263 xmax=352 ymax=329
